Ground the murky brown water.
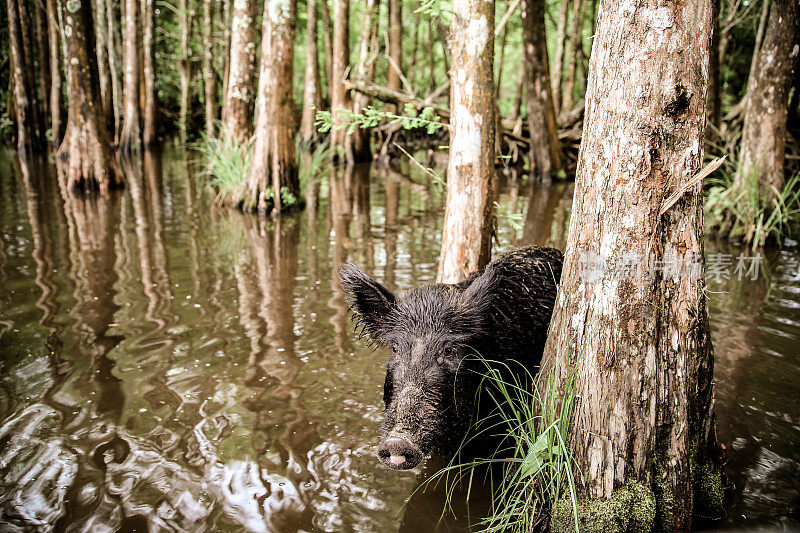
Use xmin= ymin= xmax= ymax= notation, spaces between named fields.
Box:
xmin=0 ymin=144 xmax=798 ymax=531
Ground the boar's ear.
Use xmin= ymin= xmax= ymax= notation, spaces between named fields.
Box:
xmin=340 ymin=263 xmax=396 ymax=340
xmin=460 ymin=264 xmax=496 ymax=329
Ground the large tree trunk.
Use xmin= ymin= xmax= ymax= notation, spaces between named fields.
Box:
xmin=142 ymin=0 xmax=156 ymax=146
xmin=178 ymin=0 xmax=193 ymax=143
xmin=46 ymin=0 xmax=62 ymax=145
xmin=221 ymin=0 xmax=256 ymax=143
xmin=57 ymin=0 xmax=121 ymax=191
xmin=437 ymin=0 xmax=495 ymax=284
xmin=299 ymin=0 xmax=322 ymax=143
xmin=521 ymin=0 xmax=562 ymax=181
xmin=330 ymin=0 xmax=351 ymax=152
xmin=7 ymin=0 xmax=43 ymax=151
xmin=542 ymin=1 xmax=720 ymax=531
xmin=736 ymin=0 xmax=798 ymax=200
xmin=242 ymin=0 xmax=299 ymax=214
xmin=345 ymin=0 xmax=380 ymax=162
xmin=119 ymin=0 xmax=141 ymax=153
xmin=202 ymin=0 xmax=217 ymax=138
xmin=386 ymin=0 xmax=402 ymax=105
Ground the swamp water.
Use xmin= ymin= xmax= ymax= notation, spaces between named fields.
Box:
xmin=0 ymin=145 xmax=798 ymax=531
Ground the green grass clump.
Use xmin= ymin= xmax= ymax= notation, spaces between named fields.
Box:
xmin=297 ymin=138 xmax=331 ymax=194
xmin=194 ymin=126 xmax=253 ymax=206
xmin=420 ymin=353 xmax=580 ymax=533
xmin=705 ymin=164 xmax=800 ymax=250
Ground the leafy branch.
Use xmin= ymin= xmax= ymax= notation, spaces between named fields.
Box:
xmin=315 ymin=104 xmax=445 ymax=135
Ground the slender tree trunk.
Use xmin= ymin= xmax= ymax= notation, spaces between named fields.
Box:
xmin=387 ymin=0 xmax=402 ymax=106
xmin=706 ymin=0 xmax=721 ymax=142
xmin=330 ymin=0 xmax=351 ymax=152
xmin=142 ymin=0 xmax=156 ymax=146
xmin=221 ymin=0 xmax=232 ymax=100
xmin=522 ymin=0 xmax=562 ymax=180
xmin=57 ymin=0 xmax=121 ymax=191
xmin=551 ymin=0 xmax=570 ymax=116
xmin=105 ymin=0 xmax=122 ymax=144
xmin=34 ymin=0 xmax=51 ymax=122
xmin=7 ymin=0 xmax=43 ymax=151
xmin=18 ymin=0 xmax=43 ymax=141
xmin=320 ymin=0 xmax=333 ymax=102
xmin=508 ymin=66 xmax=525 ymax=122
xmin=300 ymin=0 xmax=322 ymax=143
xmin=178 ymin=0 xmax=193 ymax=143
xmin=202 ymin=0 xmax=217 ymax=138
xmin=47 ymin=0 xmax=62 ymax=145
xmin=561 ymin=0 xmax=586 ymax=112
xmin=346 ymin=0 xmax=380 ymax=162
xmin=542 ymin=1 xmax=720 ymax=531
xmin=408 ymin=7 xmax=421 ymax=88
xmin=93 ymin=0 xmax=111 ymax=121
xmin=221 ymin=0 xmax=256 ymax=143
xmin=427 ymin=18 xmax=436 ymax=92
xmin=119 ymin=0 xmax=141 ymax=153
xmin=437 ymin=0 xmax=495 ymax=284
xmin=243 ymin=0 xmax=299 ymax=214
xmin=736 ymin=0 xmax=798 ymax=200
xmin=495 ymin=2 xmax=509 ymax=100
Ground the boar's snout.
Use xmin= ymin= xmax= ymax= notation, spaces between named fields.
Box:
xmin=377 ymin=436 xmax=422 ymax=470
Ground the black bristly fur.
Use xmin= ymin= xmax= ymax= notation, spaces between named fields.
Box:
xmin=340 ymin=246 xmax=564 ymax=464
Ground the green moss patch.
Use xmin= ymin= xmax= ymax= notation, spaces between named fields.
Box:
xmin=552 ymin=481 xmax=656 ymax=533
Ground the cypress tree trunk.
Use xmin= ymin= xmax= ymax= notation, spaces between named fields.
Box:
xmin=221 ymin=0 xmax=256 ymax=143
xmin=437 ymin=0 xmax=495 ymax=284
xmin=386 ymin=0 xmax=402 ymax=107
xmin=330 ymin=0 xmax=351 ymax=152
xmin=736 ymin=0 xmax=798 ymax=200
xmin=33 ymin=0 xmax=51 ymax=122
xmin=93 ymin=0 xmax=111 ymax=120
xmin=242 ymin=0 xmax=299 ymax=214
xmin=178 ymin=0 xmax=193 ymax=143
xmin=104 ymin=0 xmax=122 ymax=143
xmin=521 ymin=0 xmax=562 ymax=180
xmin=46 ymin=0 xmax=62 ymax=145
xmin=119 ymin=0 xmax=141 ymax=153
xmin=561 ymin=0 xmax=586 ymax=112
xmin=299 ymin=0 xmax=322 ymax=143
xmin=541 ymin=1 xmax=720 ymax=531
xmin=320 ymin=0 xmax=333 ymax=102
xmin=346 ymin=0 xmax=379 ymax=162
xmin=142 ymin=0 xmax=157 ymax=146
xmin=551 ymin=0 xmax=570 ymax=116
xmin=57 ymin=0 xmax=121 ymax=191
xmin=7 ymin=0 xmax=43 ymax=151
xmin=202 ymin=0 xmax=217 ymax=138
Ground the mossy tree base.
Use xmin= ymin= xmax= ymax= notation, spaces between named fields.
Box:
xmin=552 ymin=482 xmax=656 ymax=533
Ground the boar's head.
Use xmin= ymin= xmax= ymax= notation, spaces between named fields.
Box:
xmin=340 ymin=264 xmax=495 ymax=470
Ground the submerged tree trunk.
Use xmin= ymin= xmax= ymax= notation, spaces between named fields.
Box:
xmin=142 ymin=0 xmax=156 ymax=146
xmin=57 ymin=0 xmax=121 ymax=191
xmin=299 ymin=0 xmax=322 ymax=143
xmin=119 ymin=0 xmax=141 ymax=153
xmin=736 ymin=0 xmax=798 ymax=200
xmin=542 ymin=1 xmax=720 ymax=531
xmin=221 ymin=0 xmax=256 ymax=143
xmin=242 ymin=0 xmax=299 ymax=214
xmin=202 ymin=0 xmax=216 ymax=138
xmin=346 ymin=0 xmax=379 ymax=162
xmin=437 ymin=0 xmax=495 ymax=284
xmin=178 ymin=0 xmax=193 ymax=143
xmin=521 ymin=0 xmax=562 ymax=180
xmin=330 ymin=0 xmax=351 ymax=152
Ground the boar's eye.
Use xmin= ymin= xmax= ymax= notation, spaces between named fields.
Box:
xmin=391 ymin=344 xmax=398 ymax=356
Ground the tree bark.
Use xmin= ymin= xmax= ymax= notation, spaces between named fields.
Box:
xmin=47 ymin=0 xmax=62 ymax=145
xmin=346 ymin=0 xmax=380 ymax=162
xmin=736 ymin=0 xmax=798 ymax=199
xmin=178 ymin=0 xmax=193 ymax=143
xmin=119 ymin=0 xmax=141 ymax=153
xmin=561 ymin=0 xmax=586 ymax=112
xmin=551 ymin=0 xmax=570 ymax=116
xmin=386 ymin=0 xmax=402 ymax=106
xmin=242 ymin=0 xmax=299 ymax=214
xmin=202 ymin=0 xmax=217 ymax=138
xmin=57 ymin=0 xmax=121 ymax=191
xmin=142 ymin=0 xmax=156 ymax=146
xmin=299 ymin=0 xmax=322 ymax=143
xmin=541 ymin=1 xmax=719 ymax=531
xmin=330 ymin=0 xmax=351 ymax=151
xmin=521 ymin=0 xmax=562 ymax=180
xmin=7 ymin=0 xmax=43 ymax=151
xmin=221 ymin=0 xmax=256 ymax=143
xmin=104 ymin=0 xmax=122 ymax=143
xmin=437 ymin=0 xmax=495 ymax=284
